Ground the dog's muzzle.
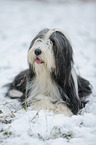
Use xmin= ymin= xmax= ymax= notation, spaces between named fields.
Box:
xmin=34 ymin=48 xmax=42 ymax=56
xmin=34 ymin=48 xmax=44 ymax=64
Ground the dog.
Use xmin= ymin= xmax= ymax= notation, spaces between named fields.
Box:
xmin=5 ymin=28 xmax=92 ymax=116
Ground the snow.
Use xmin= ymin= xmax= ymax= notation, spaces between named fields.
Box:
xmin=0 ymin=0 xmax=96 ymax=145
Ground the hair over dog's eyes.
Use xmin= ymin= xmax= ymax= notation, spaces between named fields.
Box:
xmin=45 ymin=40 xmax=53 ymax=50
xmin=46 ymin=40 xmax=53 ymax=46
xmin=35 ymin=38 xmax=42 ymax=43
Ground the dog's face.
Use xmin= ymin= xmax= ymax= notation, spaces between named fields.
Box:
xmin=27 ymin=29 xmax=57 ymax=75
xmin=27 ymin=36 xmax=55 ymax=74
xmin=27 ymin=29 xmax=73 ymax=86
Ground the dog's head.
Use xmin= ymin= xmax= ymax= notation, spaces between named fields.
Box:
xmin=27 ymin=28 xmax=73 ymax=86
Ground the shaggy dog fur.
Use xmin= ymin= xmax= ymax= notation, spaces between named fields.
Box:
xmin=5 ymin=28 xmax=92 ymax=116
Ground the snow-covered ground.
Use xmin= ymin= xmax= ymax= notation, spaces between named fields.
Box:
xmin=0 ymin=0 xmax=96 ymax=145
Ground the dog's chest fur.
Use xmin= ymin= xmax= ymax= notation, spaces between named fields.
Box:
xmin=27 ymin=66 xmax=72 ymax=116
xmin=28 ymin=67 xmax=60 ymax=103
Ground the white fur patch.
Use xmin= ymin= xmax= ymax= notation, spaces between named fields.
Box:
xmin=9 ymin=89 xmax=23 ymax=98
xmin=27 ymin=66 xmax=60 ymax=103
xmin=30 ymin=95 xmax=72 ymax=116
xmin=71 ymin=67 xmax=79 ymax=100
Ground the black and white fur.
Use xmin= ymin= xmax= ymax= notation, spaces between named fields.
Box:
xmin=5 ymin=28 xmax=92 ymax=116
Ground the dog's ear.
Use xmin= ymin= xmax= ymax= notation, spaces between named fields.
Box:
xmin=50 ymin=31 xmax=73 ymax=87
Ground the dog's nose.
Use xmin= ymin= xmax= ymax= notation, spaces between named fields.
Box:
xmin=34 ymin=48 xmax=42 ymax=56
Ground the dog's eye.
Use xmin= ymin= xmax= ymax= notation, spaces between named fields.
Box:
xmin=46 ymin=40 xmax=53 ymax=46
xmin=46 ymin=40 xmax=53 ymax=50
xmin=50 ymin=41 xmax=53 ymax=45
